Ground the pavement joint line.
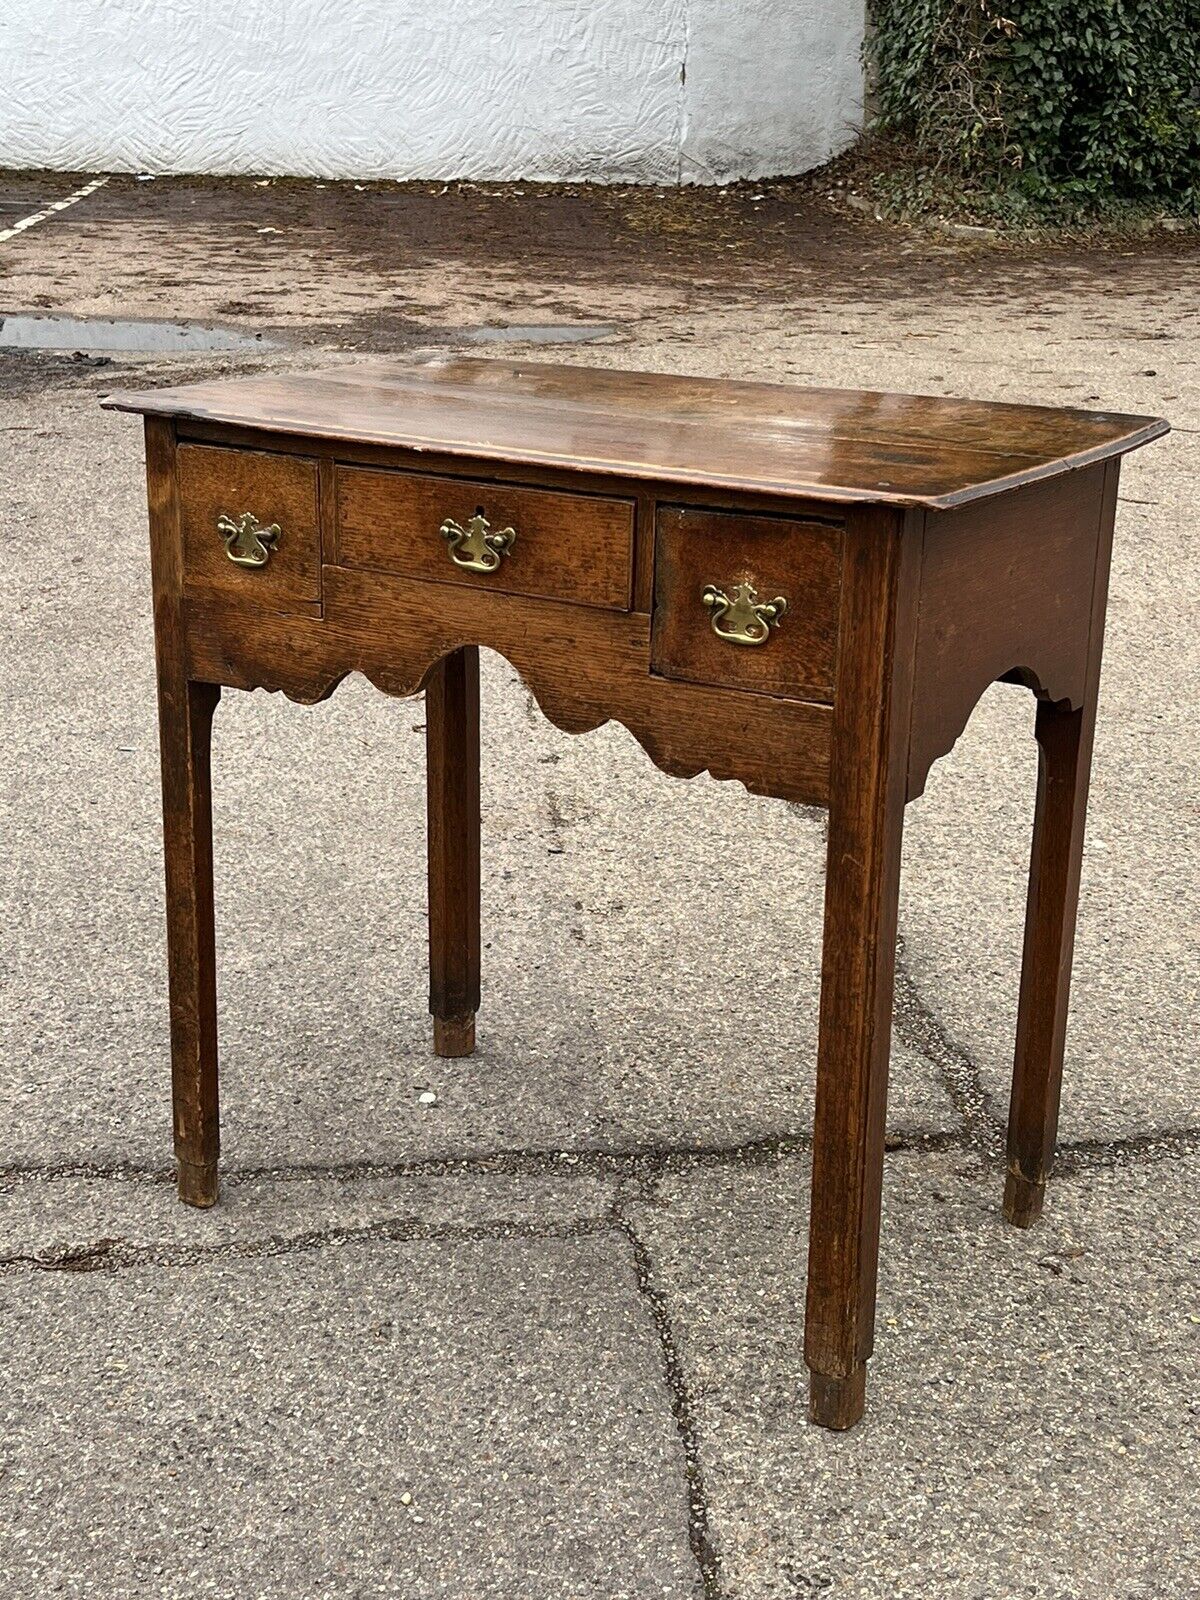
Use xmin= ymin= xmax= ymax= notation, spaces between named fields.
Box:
xmin=1051 ymin=1125 xmax=1200 ymax=1174
xmin=0 ymin=175 xmax=110 ymax=245
xmin=0 ymin=1128 xmax=964 ymax=1191
xmin=0 ymin=1212 xmax=615 ymax=1278
xmin=889 ymin=941 xmax=1200 ymax=1176
xmin=611 ymin=1195 xmax=725 ymax=1600
xmin=0 ymin=1170 xmax=725 ymax=1593
xmin=2 ymin=1123 xmax=1198 ymax=1195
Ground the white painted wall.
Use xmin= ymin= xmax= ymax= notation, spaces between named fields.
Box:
xmin=0 ymin=1 xmax=864 ymax=184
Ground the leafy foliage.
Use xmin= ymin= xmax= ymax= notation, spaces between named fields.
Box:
xmin=868 ymin=0 xmax=1200 ymax=214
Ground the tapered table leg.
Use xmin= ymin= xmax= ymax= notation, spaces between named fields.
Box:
xmin=1004 ymin=464 xmax=1117 ymax=1229
xmin=426 ymin=647 xmax=481 ymax=1057
xmin=806 ymin=785 xmax=906 ymax=1428
xmin=146 ymin=416 xmax=221 ymax=1207
xmin=804 ymin=506 xmax=920 ymax=1430
xmin=1004 ymin=698 xmax=1097 ymax=1227
xmin=157 ymin=677 xmax=221 ymax=1206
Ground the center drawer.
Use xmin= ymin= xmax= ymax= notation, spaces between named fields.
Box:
xmin=334 ymin=465 xmax=635 ymax=610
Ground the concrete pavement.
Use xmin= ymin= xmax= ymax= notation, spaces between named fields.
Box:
xmin=1 ymin=173 xmax=1196 ymax=1598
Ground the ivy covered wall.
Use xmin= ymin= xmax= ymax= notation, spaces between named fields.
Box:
xmin=869 ymin=1 xmax=1200 ymax=212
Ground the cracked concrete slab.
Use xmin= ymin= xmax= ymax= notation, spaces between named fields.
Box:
xmin=0 ymin=1231 xmax=697 ymax=1600
xmin=629 ymin=1149 xmax=1200 ymax=1600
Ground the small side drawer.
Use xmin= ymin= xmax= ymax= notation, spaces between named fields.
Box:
xmin=335 ymin=465 xmax=635 ymax=610
xmin=178 ymin=444 xmax=320 ymax=611
xmin=651 ymin=506 xmax=842 ymax=703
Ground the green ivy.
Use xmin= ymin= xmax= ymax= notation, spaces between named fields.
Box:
xmin=869 ymin=0 xmax=1200 ymax=212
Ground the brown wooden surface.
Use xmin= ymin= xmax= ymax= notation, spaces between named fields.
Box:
xmin=805 ymin=502 xmax=923 ymax=1429
xmin=146 ymin=419 xmax=222 ymax=1208
xmin=335 ymin=463 xmax=634 ymax=610
xmin=1004 ymin=460 xmax=1119 ymax=1227
xmin=181 ymin=571 xmax=834 ymax=806
xmin=651 ymin=505 xmax=843 ymax=702
xmin=170 ymin=417 xmax=904 ymax=530
xmin=906 ymin=467 xmax=1108 ymax=796
xmin=178 ymin=443 xmax=321 ymax=613
xmin=426 ymin=647 xmax=481 ymax=1059
xmin=104 ymin=356 xmax=1167 ymax=510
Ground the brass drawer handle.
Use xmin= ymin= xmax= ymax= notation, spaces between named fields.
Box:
xmin=218 ymin=512 xmax=281 ymax=569
xmin=440 ymin=511 xmax=515 ymax=574
xmin=701 ymin=582 xmax=788 ymax=646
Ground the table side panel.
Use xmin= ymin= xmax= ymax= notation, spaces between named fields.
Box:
xmin=907 ymin=463 xmax=1111 ymax=797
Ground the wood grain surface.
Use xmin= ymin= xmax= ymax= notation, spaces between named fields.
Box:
xmin=426 ymin=646 xmax=481 ymax=1059
xmin=651 ymin=505 xmax=843 ymax=702
xmin=105 ymin=357 xmax=1167 ymax=510
xmin=178 ymin=442 xmax=321 ymax=614
xmin=906 ymin=465 xmax=1109 ymax=796
xmin=124 ymin=359 xmax=1165 ymax=1430
xmin=146 ymin=420 xmax=222 ymax=1208
xmin=804 ymin=503 xmax=922 ymax=1429
xmin=182 ymin=570 xmax=834 ymax=807
xmin=335 ymin=462 xmax=634 ymax=609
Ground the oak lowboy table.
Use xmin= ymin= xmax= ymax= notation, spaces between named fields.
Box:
xmin=106 ymin=358 xmax=1166 ymax=1429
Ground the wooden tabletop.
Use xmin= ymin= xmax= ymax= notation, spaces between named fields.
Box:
xmin=105 ymin=356 xmax=1167 ymax=510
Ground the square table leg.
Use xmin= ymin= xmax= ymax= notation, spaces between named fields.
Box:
xmin=805 ymin=783 xmax=906 ymax=1428
xmin=147 ymin=418 xmax=221 ymax=1208
xmin=155 ymin=673 xmax=222 ymax=1208
xmin=1004 ymin=463 xmax=1116 ymax=1228
xmin=1004 ymin=696 xmax=1097 ymax=1226
xmin=804 ymin=506 xmax=919 ymax=1430
xmin=426 ymin=646 xmax=481 ymax=1058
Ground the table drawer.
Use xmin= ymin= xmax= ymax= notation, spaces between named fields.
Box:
xmin=335 ymin=465 xmax=635 ymax=610
xmin=178 ymin=444 xmax=321 ymax=612
xmin=651 ymin=506 xmax=843 ymax=702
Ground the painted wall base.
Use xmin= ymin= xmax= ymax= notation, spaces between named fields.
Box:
xmin=1 ymin=1 xmax=864 ymax=184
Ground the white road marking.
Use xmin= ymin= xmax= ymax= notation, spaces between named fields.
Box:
xmin=0 ymin=175 xmax=110 ymax=246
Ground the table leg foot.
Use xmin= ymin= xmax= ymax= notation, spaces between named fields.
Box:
xmin=433 ymin=1014 xmax=476 ymax=1058
xmin=177 ymin=1158 xmax=219 ymax=1209
xmin=808 ymin=1364 xmax=867 ymax=1430
xmin=1003 ymin=1168 xmax=1045 ymax=1228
